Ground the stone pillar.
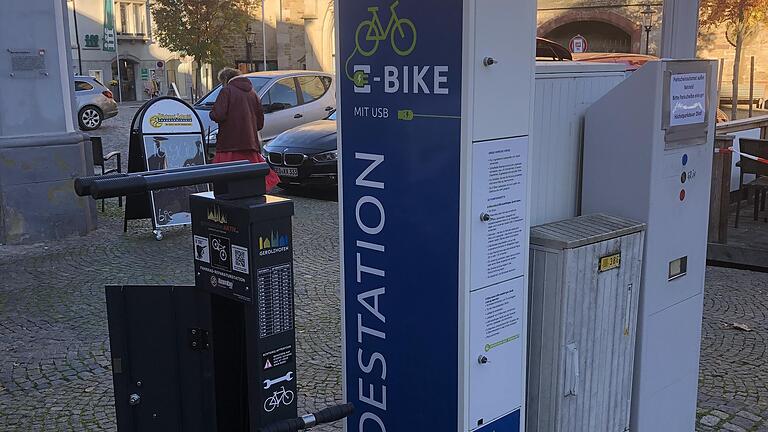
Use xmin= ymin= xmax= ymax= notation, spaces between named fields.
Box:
xmin=660 ymin=0 xmax=701 ymax=58
xmin=0 ymin=0 xmax=96 ymax=244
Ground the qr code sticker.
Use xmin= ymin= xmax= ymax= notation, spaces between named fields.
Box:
xmin=231 ymin=245 xmax=249 ymax=274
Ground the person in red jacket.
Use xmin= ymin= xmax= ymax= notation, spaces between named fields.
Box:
xmin=210 ymin=67 xmax=279 ymax=191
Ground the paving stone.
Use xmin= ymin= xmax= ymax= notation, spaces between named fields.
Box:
xmin=737 ymin=410 xmax=762 ymax=422
xmin=721 ymin=422 xmax=747 ymax=432
xmin=700 ymin=415 xmax=722 ymax=427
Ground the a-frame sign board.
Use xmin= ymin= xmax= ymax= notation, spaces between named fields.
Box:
xmin=124 ymin=96 xmax=209 ymax=240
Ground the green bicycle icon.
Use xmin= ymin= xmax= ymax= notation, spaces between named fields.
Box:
xmin=345 ymin=1 xmax=417 ymax=85
xmin=355 ymin=0 xmax=417 ymax=57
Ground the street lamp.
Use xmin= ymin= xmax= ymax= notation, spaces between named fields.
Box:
xmin=245 ymin=24 xmax=258 ymax=72
xmin=641 ymin=4 xmax=655 ymax=55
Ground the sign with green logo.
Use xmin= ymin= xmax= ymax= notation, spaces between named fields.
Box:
xmin=103 ymin=0 xmax=116 ymax=52
xmin=141 ymin=68 xmax=149 ymax=80
xmin=84 ymin=34 xmax=100 ymax=48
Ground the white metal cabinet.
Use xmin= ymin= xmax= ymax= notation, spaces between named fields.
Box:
xmin=527 ymin=214 xmax=645 ymax=432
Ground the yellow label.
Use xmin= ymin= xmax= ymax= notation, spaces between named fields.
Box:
xmin=599 ymin=253 xmax=621 ymax=272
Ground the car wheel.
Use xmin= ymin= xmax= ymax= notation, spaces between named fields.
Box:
xmin=78 ymin=106 xmax=103 ymax=131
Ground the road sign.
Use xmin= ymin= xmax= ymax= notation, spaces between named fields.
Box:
xmin=569 ymin=35 xmax=588 ymax=53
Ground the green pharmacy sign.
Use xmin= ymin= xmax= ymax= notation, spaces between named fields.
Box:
xmin=103 ymin=0 xmax=116 ymax=52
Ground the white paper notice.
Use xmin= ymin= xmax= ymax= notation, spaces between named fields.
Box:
xmin=471 ymin=137 xmax=528 ymax=290
xmin=669 ymin=73 xmax=707 ymax=127
xmin=468 ymin=277 xmax=524 ymax=427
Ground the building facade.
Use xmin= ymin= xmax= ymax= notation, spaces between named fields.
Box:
xmin=536 ymin=0 xmax=768 ymax=103
xmin=217 ymin=0 xmax=335 ymax=74
xmin=67 ymin=0 xmax=212 ymax=101
xmin=536 ymin=0 xmax=663 ymax=55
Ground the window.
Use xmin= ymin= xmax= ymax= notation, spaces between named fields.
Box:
xmin=321 ymin=76 xmax=332 ymax=90
xmin=116 ymin=2 xmax=147 ymax=36
xmin=264 ymin=78 xmax=299 ymax=110
xmin=118 ymin=3 xmax=128 ymax=34
xmin=134 ymin=3 xmax=146 ymax=35
xmin=75 ymin=81 xmax=94 ymax=91
xmin=297 ymin=76 xmax=329 ymax=103
xmin=88 ymin=70 xmax=103 ymax=84
xmin=194 ymin=77 xmax=271 ymax=106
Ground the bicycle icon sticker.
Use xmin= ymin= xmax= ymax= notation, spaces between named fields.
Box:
xmin=263 ymin=386 xmax=295 ymax=412
xmin=345 ymin=0 xmax=417 ymax=86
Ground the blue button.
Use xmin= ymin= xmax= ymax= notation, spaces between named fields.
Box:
xmin=682 ymin=154 xmax=688 ymax=166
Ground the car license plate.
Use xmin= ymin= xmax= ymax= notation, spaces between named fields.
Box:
xmin=275 ymin=167 xmax=298 ymax=177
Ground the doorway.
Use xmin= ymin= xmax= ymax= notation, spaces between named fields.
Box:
xmin=111 ymin=58 xmax=138 ymax=102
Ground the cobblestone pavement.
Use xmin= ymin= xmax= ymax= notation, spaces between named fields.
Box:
xmin=0 ymin=104 xmax=767 ymax=430
xmin=697 ymin=267 xmax=768 ymax=431
xmin=0 ymin=193 xmax=342 ymax=431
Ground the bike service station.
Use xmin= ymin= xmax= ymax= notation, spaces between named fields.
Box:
xmin=72 ymin=0 xmax=714 ymax=430
xmin=337 ymin=0 xmax=713 ymax=431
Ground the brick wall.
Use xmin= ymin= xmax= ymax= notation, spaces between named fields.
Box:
xmin=698 ymin=25 xmax=768 ymax=91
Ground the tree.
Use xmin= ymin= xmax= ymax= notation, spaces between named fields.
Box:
xmin=151 ymin=0 xmax=257 ymax=98
xmin=700 ymin=0 xmax=768 ymax=119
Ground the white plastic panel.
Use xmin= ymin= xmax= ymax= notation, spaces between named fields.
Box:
xmin=469 ymin=277 xmax=524 ymax=429
xmin=632 ymin=295 xmax=703 ymax=431
xmin=531 ymin=64 xmax=626 ymax=226
xmin=472 ymin=0 xmax=535 ymax=141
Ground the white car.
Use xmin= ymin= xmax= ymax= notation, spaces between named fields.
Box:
xmin=194 ymin=70 xmax=336 ymax=157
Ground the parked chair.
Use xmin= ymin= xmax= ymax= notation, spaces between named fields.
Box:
xmin=90 ymin=136 xmax=122 ymax=211
xmin=735 ymin=138 xmax=768 ymax=227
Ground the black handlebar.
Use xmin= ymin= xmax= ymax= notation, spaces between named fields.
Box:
xmin=259 ymin=403 xmax=354 ymax=432
xmin=74 ymin=161 xmax=251 ymax=197
xmin=74 ymin=161 xmax=268 ymax=199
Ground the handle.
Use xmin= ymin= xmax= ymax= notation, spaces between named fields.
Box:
xmin=294 ymin=114 xmax=304 ymax=119
xmin=564 ymin=343 xmax=579 ymax=397
xmin=483 ymin=57 xmax=499 ymax=67
xmin=259 ymin=419 xmax=304 ymax=432
xmin=325 ymin=106 xmax=334 ymax=111
xmin=315 ymin=403 xmax=355 ymax=424
xmin=259 ymin=403 xmax=354 ymax=432
xmin=74 ymin=173 xmax=127 ymax=196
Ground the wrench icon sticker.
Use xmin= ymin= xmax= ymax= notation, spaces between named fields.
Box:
xmin=263 ymin=371 xmax=294 ymax=390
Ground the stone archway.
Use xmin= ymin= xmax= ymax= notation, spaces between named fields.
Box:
xmin=538 ymin=11 xmax=642 ymax=53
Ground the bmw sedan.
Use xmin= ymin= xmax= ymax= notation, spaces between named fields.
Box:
xmin=263 ymin=111 xmax=337 ymax=188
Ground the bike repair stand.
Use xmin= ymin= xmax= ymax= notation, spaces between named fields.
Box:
xmin=99 ymin=167 xmax=298 ymax=432
xmin=191 ymin=173 xmax=298 ymax=429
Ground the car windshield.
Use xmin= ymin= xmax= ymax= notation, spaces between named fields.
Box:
xmin=195 ymin=77 xmax=271 ymax=106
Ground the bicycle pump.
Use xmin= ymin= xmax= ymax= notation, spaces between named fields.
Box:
xmin=76 ymin=163 xmax=300 ymax=431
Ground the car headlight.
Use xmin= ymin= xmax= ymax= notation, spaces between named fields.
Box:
xmin=312 ymin=150 xmax=338 ymax=163
xmin=207 ymin=129 xmax=218 ymax=145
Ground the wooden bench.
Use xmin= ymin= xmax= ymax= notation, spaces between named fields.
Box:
xmin=720 ymin=84 xmax=766 ymax=108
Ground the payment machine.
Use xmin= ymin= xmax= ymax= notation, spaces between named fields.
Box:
xmin=337 ymin=0 xmax=536 ymax=430
xmin=581 ymin=59 xmax=717 ymax=431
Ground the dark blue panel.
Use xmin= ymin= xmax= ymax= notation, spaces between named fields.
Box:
xmin=338 ymin=0 xmax=463 ymax=430
xmin=476 ymin=410 xmax=521 ymax=432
